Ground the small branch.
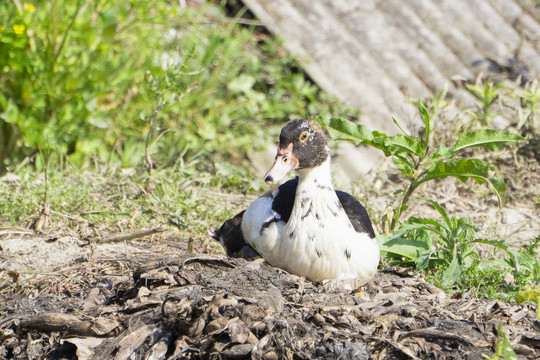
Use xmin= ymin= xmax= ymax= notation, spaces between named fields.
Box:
xmin=99 ymin=228 xmax=167 ymax=244
xmin=145 ymin=98 xmax=168 ymax=175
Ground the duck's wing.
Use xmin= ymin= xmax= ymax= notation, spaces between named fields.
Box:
xmin=336 ymin=190 xmax=376 ymax=238
xmin=210 ymin=210 xmax=246 ymax=256
xmin=210 ymin=210 xmax=260 ymax=259
xmin=210 ymin=178 xmax=299 ymax=258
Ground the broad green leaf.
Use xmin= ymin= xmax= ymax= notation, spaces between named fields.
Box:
xmin=420 ymin=158 xmax=505 ymax=207
xmin=326 ymin=118 xmax=374 ymax=142
xmin=386 ymin=134 xmax=423 ymax=156
xmin=431 ymin=146 xmax=454 ymax=159
xmin=322 ymin=118 xmax=395 ymax=155
xmin=421 ymin=158 xmax=490 ymax=182
xmin=378 ymin=224 xmax=432 ymax=259
xmin=453 ymin=130 xmax=523 ymax=152
xmin=441 ymin=255 xmax=461 ymax=287
xmin=379 ymin=237 xmax=430 ymax=260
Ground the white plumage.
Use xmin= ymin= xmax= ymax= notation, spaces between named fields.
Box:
xmin=242 ymin=157 xmax=379 ymax=286
xmin=212 ymin=119 xmax=380 ymax=288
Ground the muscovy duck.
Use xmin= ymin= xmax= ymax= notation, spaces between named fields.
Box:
xmin=211 ymin=119 xmax=379 ymax=286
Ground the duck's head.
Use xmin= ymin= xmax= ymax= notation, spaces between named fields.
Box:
xmin=264 ymin=119 xmax=329 ymax=184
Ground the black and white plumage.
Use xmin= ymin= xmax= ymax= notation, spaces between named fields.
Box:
xmin=211 ymin=119 xmax=379 ymax=286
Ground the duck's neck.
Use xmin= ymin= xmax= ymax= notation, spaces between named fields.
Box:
xmin=296 ymin=157 xmax=334 ymax=189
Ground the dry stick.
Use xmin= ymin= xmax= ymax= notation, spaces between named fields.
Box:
xmin=145 ymin=98 xmax=168 ymax=175
xmin=398 ymin=327 xmax=473 ymax=345
xmin=99 ymin=228 xmax=167 ymax=244
xmin=21 ymin=313 xmax=94 ymax=336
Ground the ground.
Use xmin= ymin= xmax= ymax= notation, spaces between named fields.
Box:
xmin=0 ymin=91 xmax=539 ymax=360
xmin=1 ymin=241 xmax=539 ymax=359
xmin=0 ymin=135 xmax=539 ymax=359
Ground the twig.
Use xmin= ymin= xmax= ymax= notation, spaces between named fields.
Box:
xmin=145 ymin=98 xmax=168 ymax=175
xmin=99 ymin=228 xmax=167 ymax=244
xmin=398 ymin=327 xmax=473 ymax=344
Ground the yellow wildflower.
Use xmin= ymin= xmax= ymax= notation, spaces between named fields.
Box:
xmin=13 ymin=24 xmax=25 ymax=35
xmin=23 ymin=3 xmax=36 ymax=12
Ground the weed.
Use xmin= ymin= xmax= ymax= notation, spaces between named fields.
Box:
xmin=515 ymin=79 xmax=540 ymax=132
xmin=318 ymin=101 xmax=523 ymax=232
xmin=0 ymin=1 xmax=358 ymax=174
xmin=482 ymin=324 xmax=518 ymax=360
xmin=465 ymin=81 xmax=507 ymax=126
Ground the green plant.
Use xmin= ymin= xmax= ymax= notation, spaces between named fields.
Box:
xmin=0 ymin=0 xmax=359 ymax=174
xmin=517 ymin=285 xmax=540 ymax=319
xmin=319 ymin=101 xmax=523 ymax=232
xmin=0 ymin=0 xmax=182 ymax=172
xmin=515 ymin=79 xmax=540 ymax=132
xmin=483 ymin=324 xmax=518 ymax=360
xmin=466 ymin=81 xmax=506 ymax=125
xmin=379 ymin=198 xmax=510 ymax=289
xmin=378 ymin=201 xmax=540 ymax=295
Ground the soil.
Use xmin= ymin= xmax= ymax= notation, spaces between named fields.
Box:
xmin=1 ymin=242 xmax=539 ymax=360
xmin=0 ymin=98 xmax=539 ymax=360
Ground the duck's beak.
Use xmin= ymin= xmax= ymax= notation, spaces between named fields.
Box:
xmin=264 ymin=143 xmax=299 ymax=184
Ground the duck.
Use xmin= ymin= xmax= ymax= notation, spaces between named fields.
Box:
xmin=211 ymin=119 xmax=380 ymax=287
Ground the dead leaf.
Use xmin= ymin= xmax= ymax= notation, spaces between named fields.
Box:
xmin=61 ymin=337 xmax=104 ymax=360
xmin=221 ymin=343 xmax=253 ymax=358
xmin=227 ymin=318 xmax=250 ymax=344
xmin=114 ymin=325 xmax=155 ymax=360
xmin=90 ymin=318 xmax=119 ymax=336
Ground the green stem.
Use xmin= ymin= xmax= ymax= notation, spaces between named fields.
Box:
xmin=390 ymin=180 xmax=420 ymax=232
xmin=51 ymin=0 xmax=85 ymax=71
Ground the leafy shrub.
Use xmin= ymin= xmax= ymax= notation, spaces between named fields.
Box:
xmin=0 ymin=1 xmax=358 ymax=173
xmin=318 ymin=101 xmax=523 ymax=232
xmin=0 ymin=0 xmax=169 ymax=171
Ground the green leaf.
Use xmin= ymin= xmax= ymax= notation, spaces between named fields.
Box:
xmin=441 ymin=255 xmax=462 ymax=287
xmin=424 ymin=198 xmax=451 ymax=229
xmin=490 ymin=177 xmax=507 ymax=196
xmin=420 ymin=158 xmax=505 ymax=207
xmin=453 ymin=130 xmax=523 ymax=152
xmin=493 ymin=324 xmax=519 ymax=360
xmin=378 ymin=224 xmax=432 ymax=260
xmin=422 ymin=159 xmax=489 ymax=181
xmin=386 ymin=134 xmax=423 ymax=156
xmin=324 ymin=118 xmax=375 ymax=142
xmin=321 ymin=118 xmax=396 ymax=156
xmin=418 ymin=101 xmax=430 ymax=147
xmin=379 ymin=237 xmax=430 ymax=260
xmin=431 ymin=146 xmax=454 ymax=159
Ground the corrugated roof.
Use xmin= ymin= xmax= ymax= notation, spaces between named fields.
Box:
xmin=243 ymin=0 xmax=540 ymax=133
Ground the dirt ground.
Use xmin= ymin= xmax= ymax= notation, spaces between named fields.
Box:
xmin=1 ymin=101 xmax=539 ymax=359
xmin=1 ymin=238 xmax=539 ymax=360
xmin=0 ymin=142 xmax=539 ymax=360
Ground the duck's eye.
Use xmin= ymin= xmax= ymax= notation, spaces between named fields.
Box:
xmin=299 ymin=131 xmax=309 ymax=142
